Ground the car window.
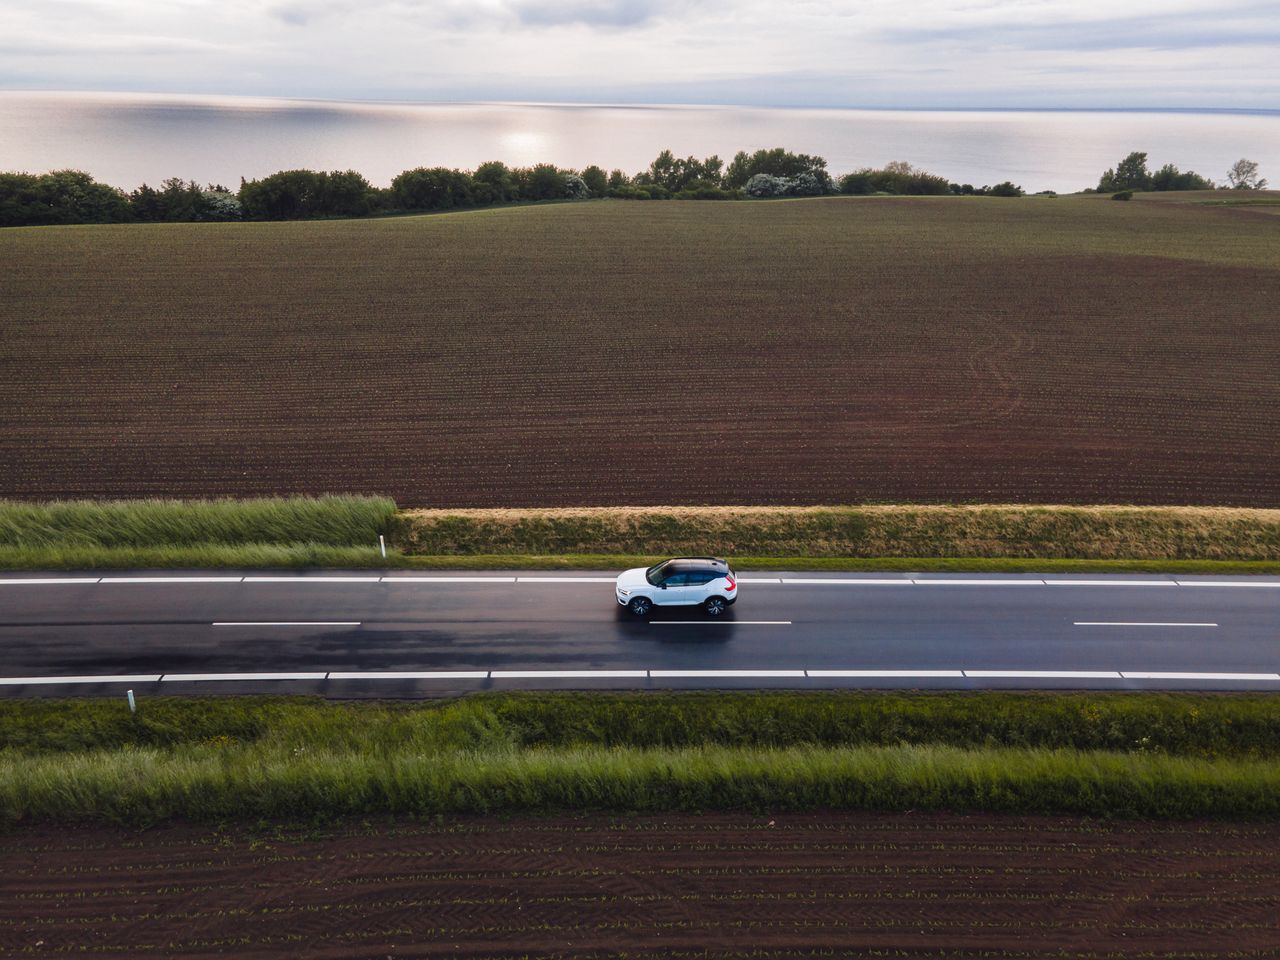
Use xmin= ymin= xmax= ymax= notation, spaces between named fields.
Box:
xmin=688 ymin=570 xmax=717 ymax=585
xmin=663 ymin=571 xmax=691 ymax=586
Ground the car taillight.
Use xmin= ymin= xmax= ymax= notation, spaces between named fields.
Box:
xmin=725 ymin=576 xmax=736 ymax=591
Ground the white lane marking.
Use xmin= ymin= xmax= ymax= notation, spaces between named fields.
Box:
xmin=1122 ymin=672 xmax=1280 ymax=681
xmin=912 ymin=579 xmax=1046 ymax=586
xmin=783 ymin=578 xmax=911 ymax=585
xmin=490 ymin=670 xmax=649 ymax=678
xmin=806 ymin=669 xmax=964 ymax=677
xmin=1074 ymin=622 xmax=1218 ymax=627
xmin=964 ymin=670 xmax=1124 ymax=679
xmin=517 ymin=577 xmax=617 ymax=583
xmin=101 ymin=577 xmax=245 ymax=583
xmin=649 ymin=669 xmax=807 ymax=678
xmin=1045 ymin=580 xmax=1177 ymax=586
xmin=0 ymin=578 xmax=101 ymax=585
xmin=212 ymin=621 xmax=361 ymax=627
xmin=650 ymin=620 xmax=792 ymax=625
xmin=328 ymin=671 xmax=489 ymax=680
xmin=162 ymin=672 xmax=329 ymax=682
xmin=0 ymin=674 xmax=161 ymax=685
xmin=242 ymin=576 xmax=381 ymax=583
xmin=737 ymin=578 xmax=782 ymax=583
xmin=1175 ymin=581 xmax=1280 ymax=588
xmin=381 ymin=576 xmax=517 ymax=583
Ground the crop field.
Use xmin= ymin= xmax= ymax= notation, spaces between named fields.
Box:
xmin=3 ymin=812 xmax=1279 ymax=958
xmin=2 ymin=194 xmax=1278 ymax=507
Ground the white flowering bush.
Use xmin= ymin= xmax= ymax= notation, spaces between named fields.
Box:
xmin=198 ymin=190 xmax=242 ymax=221
xmin=743 ymin=173 xmax=791 ymax=198
xmin=563 ymin=174 xmax=590 ymax=200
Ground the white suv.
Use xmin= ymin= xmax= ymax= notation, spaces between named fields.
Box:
xmin=615 ymin=557 xmax=738 ymax=617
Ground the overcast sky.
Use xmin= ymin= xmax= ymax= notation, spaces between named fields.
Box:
xmin=2 ymin=0 xmax=1277 ymax=108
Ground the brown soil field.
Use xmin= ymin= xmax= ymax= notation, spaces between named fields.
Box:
xmin=2 ymin=812 xmax=1278 ymax=958
xmin=2 ymin=195 xmax=1278 ymax=507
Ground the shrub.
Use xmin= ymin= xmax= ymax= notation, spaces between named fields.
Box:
xmin=725 ymin=148 xmax=828 ymax=189
xmin=563 ymin=173 xmax=590 ymax=200
xmin=0 ymin=170 xmax=131 ymax=227
xmin=744 ymin=173 xmax=792 ymax=198
xmin=391 ymin=167 xmax=474 ymax=212
xmin=1112 ymin=190 xmax=1134 ymax=201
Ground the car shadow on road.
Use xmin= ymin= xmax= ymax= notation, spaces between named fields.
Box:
xmin=615 ymin=604 xmax=739 ymax=643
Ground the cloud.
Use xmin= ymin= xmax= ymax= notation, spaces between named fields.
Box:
xmin=509 ymin=0 xmax=680 ymax=27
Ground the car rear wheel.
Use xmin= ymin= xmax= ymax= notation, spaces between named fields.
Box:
xmin=628 ymin=596 xmax=653 ymax=617
xmin=704 ymin=596 xmax=727 ymax=616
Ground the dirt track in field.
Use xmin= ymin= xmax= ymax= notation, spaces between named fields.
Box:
xmin=3 ymin=812 xmax=1279 ymax=958
xmin=3 ymin=197 xmax=1279 ymax=507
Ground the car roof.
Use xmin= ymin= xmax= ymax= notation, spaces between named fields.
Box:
xmin=665 ymin=557 xmax=729 ymax=571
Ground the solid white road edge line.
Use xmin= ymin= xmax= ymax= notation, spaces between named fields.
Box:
xmin=162 ymin=672 xmax=329 ymax=682
xmin=1044 ymin=580 xmax=1177 ymax=586
xmin=328 ymin=671 xmax=489 ymax=680
xmin=491 ymin=670 xmax=649 ymax=678
xmin=1073 ymin=622 xmax=1218 ymax=627
xmin=783 ymin=578 xmax=911 ymax=585
xmin=1121 ymin=672 xmax=1280 ymax=681
xmin=1174 ymin=581 xmax=1280 ymax=588
xmin=0 ymin=674 xmax=162 ymax=685
xmin=516 ymin=577 xmax=617 ymax=583
xmin=806 ymin=670 xmax=964 ymax=677
xmin=101 ymin=577 xmax=246 ymax=583
xmin=383 ymin=576 xmax=517 ymax=582
xmin=650 ymin=621 xmax=792 ymax=625
xmin=912 ymin=579 xmax=1046 ymax=586
xmin=211 ymin=621 xmax=361 ymax=627
xmin=0 ymin=578 xmax=101 ymax=585
xmin=242 ymin=576 xmax=381 ymax=582
xmin=649 ymin=670 xmax=808 ymax=678
xmin=964 ymin=670 xmax=1123 ymax=679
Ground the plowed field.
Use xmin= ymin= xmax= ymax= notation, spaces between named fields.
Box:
xmin=3 ymin=196 xmax=1278 ymax=506
xmin=3 ymin=812 xmax=1279 ymax=958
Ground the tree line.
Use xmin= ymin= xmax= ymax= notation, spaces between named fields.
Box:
xmin=0 ymin=146 xmax=1266 ymax=227
xmin=0 ymin=147 xmax=1030 ymax=227
xmin=1092 ymin=151 xmax=1267 ymax=194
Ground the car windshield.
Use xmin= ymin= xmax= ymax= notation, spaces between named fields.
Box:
xmin=645 ymin=561 xmax=671 ymax=586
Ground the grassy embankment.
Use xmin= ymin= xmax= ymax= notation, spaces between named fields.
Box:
xmin=4 ymin=499 xmax=1280 ymax=572
xmin=6 ymin=693 xmax=1280 ymax=823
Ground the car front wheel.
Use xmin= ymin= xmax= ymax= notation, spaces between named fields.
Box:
xmin=704 ymin=596 xmax=727 ymax=616
xmin=628 ymin=596 xmax=653 ymax=617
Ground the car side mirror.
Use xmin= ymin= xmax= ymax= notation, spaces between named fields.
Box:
xmin=659 ymin=583 xmax=667 ymax=589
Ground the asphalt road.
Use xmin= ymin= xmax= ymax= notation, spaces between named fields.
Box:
xmin=1 ymin=570 xmax=1278 ymax=696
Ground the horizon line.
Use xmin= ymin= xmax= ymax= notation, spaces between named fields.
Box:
xmin=3 ymin=89 xmax=1279 ymax=116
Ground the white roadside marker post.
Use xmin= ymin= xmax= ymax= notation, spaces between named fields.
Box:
xmin=126 ymin=689 xmax=136 ymax=714
xmin=379 ymin=535 xmax=386 ymax=559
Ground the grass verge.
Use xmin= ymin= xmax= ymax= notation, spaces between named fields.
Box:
xmin=0 ymin=496 xmax=396 ymax=569
xmin=391 ymin=505 xmax=1280 ymax=562
xmin=5 ymin=693 xmax=1280 ymax=823
xmin=4 ymin=500 xmax=1280 ymax=573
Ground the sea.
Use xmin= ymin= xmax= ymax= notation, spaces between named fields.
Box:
xmin=1 ymin=92 xmax=1277 ymax=195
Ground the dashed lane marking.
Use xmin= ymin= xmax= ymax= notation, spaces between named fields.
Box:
xmin=1074 ymin=622 xmax=1217 ymax=627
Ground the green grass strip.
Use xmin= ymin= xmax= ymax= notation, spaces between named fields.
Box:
xmin=0 ymin=496 xmax=396 ymax=549
xmin=7 ymin=692 xmax=1280 ymax=759
xmin=4 ymin=742 xmax=1279 ymax=824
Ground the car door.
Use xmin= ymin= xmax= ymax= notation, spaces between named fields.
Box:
xmin=658 ymin=570 xmax=696 ymax=605
xmin=684 ymin=569 xmax=717 ymax=604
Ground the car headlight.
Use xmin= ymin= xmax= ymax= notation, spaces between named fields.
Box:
xmin=617 ymin=587 xmax=631 ymax=596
